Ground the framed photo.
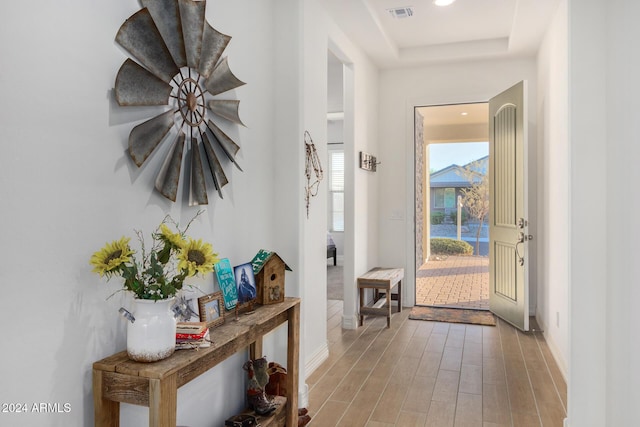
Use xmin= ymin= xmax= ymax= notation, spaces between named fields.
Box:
xmin=172 ymin=289 xmax=201 ymax=322
xmin=234 ymin=262 xmax=257 ymax=305
xmin=198 ymin=292 xmax=225 ymax=329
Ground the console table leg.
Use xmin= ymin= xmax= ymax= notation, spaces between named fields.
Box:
xmin=250 ymin=338 xmax=263 ymax=360
xmin=286 ymin=303 xmax=300 ymax=427
xmin=149 ymin=375 xmax=177 ymax=427
xmin=93 ymin=369 xmax=120 ymax=427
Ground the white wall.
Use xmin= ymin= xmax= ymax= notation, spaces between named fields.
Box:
xmin=378 ymin=58 xmax=538 ymax=309
xmin=298 ymin=0 xmax=380 ymax=344
xmin=0 ymin=1 xmax=303 ymax=426
xmin=567 ymin=0 xmax=607 ymax=425
xmin=568 ymin=0 xmax=640 ymax=425
xmin=536 ymin=0 xmax=569 ymax=377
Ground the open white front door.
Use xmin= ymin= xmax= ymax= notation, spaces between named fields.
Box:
xmin=489 ymin=81 xmax=529 ymax=331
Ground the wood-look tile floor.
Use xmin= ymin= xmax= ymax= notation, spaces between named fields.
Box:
xmin=306 ymin=300 xmax=567 ymax=427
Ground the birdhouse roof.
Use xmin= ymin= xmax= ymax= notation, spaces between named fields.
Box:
xmin=250 ymin=249 xmax=293 ymax=275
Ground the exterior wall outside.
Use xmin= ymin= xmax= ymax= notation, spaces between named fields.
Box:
xmin=415 ymin=109 xmax=425 ymax=269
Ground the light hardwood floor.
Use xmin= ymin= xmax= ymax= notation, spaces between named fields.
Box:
xmin=306 ymin=300 xmax=567 ymax=427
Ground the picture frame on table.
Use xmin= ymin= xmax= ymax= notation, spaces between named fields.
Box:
xmin=234 ymin=262 xmax=257 ymax=309
xmin=198 ymin=292 xmax=225 ymax=329
xmin=172 ymin=289 xmax=201 ymax=322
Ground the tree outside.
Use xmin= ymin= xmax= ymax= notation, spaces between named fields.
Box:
xmin=457 ymin=159 xmax=489 ymax=255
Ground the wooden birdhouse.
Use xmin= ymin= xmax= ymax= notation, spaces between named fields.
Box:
xmin=251 ymin=250 xmax=292 ymax=305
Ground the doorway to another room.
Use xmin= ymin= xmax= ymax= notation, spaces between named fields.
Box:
xmin=415 ymin=103 xmax=490 ymax=311
xmin=326 ymin=50 xmax=345 ymax=305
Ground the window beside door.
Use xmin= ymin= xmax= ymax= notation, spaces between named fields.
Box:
xmin=328 ymin=150 xmax=344 ymax=232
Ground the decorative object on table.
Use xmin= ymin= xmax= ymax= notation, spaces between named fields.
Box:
xmin=215 ymin=258 xmax=238 ymax=311
xmin=89 ymin=212 xmax=218 ymax=362
xmin=251 ymin=250 xmax=292 ymax=305
xmin=197 ymin=291 xmax=225 ymax=328
xmin=234 ymin=262 xmax=257 ymax=310
xmin=243 ymin=356 xmax=276 ymax=416
xmin=126 ymin=297 xmax=178 ymax=361
xmin=172 ymin=293 xmax=200 ymax=322
xmin=175 ymin=321 xmax=211 ymax=349
xmin=304 ymin=130 xmax=323 ymax=218
xmin=114 ymin=0 xmax=246 ymax=204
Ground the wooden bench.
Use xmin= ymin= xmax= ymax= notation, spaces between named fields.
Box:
xmin=357 ymin=267 xmax=404 ymax=328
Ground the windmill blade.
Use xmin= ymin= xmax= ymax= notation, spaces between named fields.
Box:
xmin=205 ymin=57 xmax=246 ymax=96
xmin=189 ymin=137 xmax=209 ymax=205
xmin=116 ymin=8 xmax=179 ymax=83
xmin=115 ymin=59 xmax=172 ymax=106
xmin=141 ymin=0 xmax=187 ymax=67
xmin=178 ymin=0 xmax=205 ymax=69
xmin=198 ymin=22 xmax=231 ymax=79
xmin=201 ymin=133 xmax=228 ymax=198
xmin=129 ymin=110 xmax=175 ymax=167
xmin=155 ymin=132 xmax=185 ymax=202
xmin=206 ymin=120 xmax=242 ymax=171
xmin=208 ymin=100 xmax=245 ymax=126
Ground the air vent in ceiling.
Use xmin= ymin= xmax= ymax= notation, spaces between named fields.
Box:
xmin=387 ymin=6 xmax=414 ymax=19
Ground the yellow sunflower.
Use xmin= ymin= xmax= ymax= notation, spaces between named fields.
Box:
xmin=159 ymin=223 xmax=185 ymax=249
xmin=178 ymin=238 xmax=219 ymax=276
xmin=90 ymin=237 xmax=134 ymax=277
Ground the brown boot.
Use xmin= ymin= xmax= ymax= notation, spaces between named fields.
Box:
xmin=298 ymin=408 xmax=308 ymax=416
xmin=298 ymin=414 xmax=311 ymax=427
xmin=247 ymin=390 xmax=276 ymax=416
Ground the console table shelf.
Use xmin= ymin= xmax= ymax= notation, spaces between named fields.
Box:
xmin=93 ymin=297 xmax=300 ymax=427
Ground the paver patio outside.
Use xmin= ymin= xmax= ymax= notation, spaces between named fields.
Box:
xmin=415 ymin=254 xmax=489 ymax=310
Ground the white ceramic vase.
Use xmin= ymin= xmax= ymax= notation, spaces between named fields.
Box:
xmin=127 ymin=297 xmax=176 ymax=362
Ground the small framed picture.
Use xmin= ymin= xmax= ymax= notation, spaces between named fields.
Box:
xmin=234 ymin=262 xmax=257 ymax=305
xmin=198 ymin=292 xmax=225 ymax=329
xmin=172 ymin=289 xmax=201 ymax=322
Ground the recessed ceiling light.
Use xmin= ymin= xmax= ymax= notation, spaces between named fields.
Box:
xmin=461 ymin=112 xmax=468 ymax=116
xmin=434 ymin=0 xmax=456 ymax=6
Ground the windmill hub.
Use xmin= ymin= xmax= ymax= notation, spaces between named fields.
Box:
xmin=186 ymin=92 xmax=197 ymax=112
xmin=177 ymin=76 xmax=205 ymax=127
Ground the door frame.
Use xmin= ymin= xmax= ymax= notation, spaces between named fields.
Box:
xmin=405 ymin=93 xmax=536 ymax=315
xmin=413 ymin=103 xmax=490 ymax=309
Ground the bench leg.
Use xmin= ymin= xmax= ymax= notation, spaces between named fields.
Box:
xmin=358 ymin=286 xmax=364 ymax=326
xmin=386 ymin=289 xmax=391 ymax=328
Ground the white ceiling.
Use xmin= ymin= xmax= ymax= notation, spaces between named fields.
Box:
xmin=319 ymin=0 xmax=561 ymax=68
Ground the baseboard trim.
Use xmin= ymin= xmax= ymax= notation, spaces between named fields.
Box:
xmin=298 ymin=382 xmax=309 ymax=409
xmin=305 ymin=342 xmax=329 ymax=378
xmin=563 ymin=417 xmax=569 ymax=427
xmin=342 ymin=313 xmax=359 ymax=330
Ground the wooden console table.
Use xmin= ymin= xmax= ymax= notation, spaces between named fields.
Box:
xmin=93 ymin=297 xmax=300 ymax=427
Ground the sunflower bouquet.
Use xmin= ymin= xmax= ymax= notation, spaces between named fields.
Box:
xmin=89 ymin=213 xmax=219 ymax=301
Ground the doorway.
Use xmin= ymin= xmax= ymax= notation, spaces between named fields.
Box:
xmin=326 ymin=50 xmax=345 ymax=307
xmin=414 ymin=103 xmax=490 ymax=311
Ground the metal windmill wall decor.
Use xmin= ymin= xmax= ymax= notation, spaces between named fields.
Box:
xmin=115 ymin=0 xmax=245 ymax=204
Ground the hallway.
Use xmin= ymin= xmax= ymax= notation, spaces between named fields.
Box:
xmin=307 ymin=300 xmax=566 ymax=426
